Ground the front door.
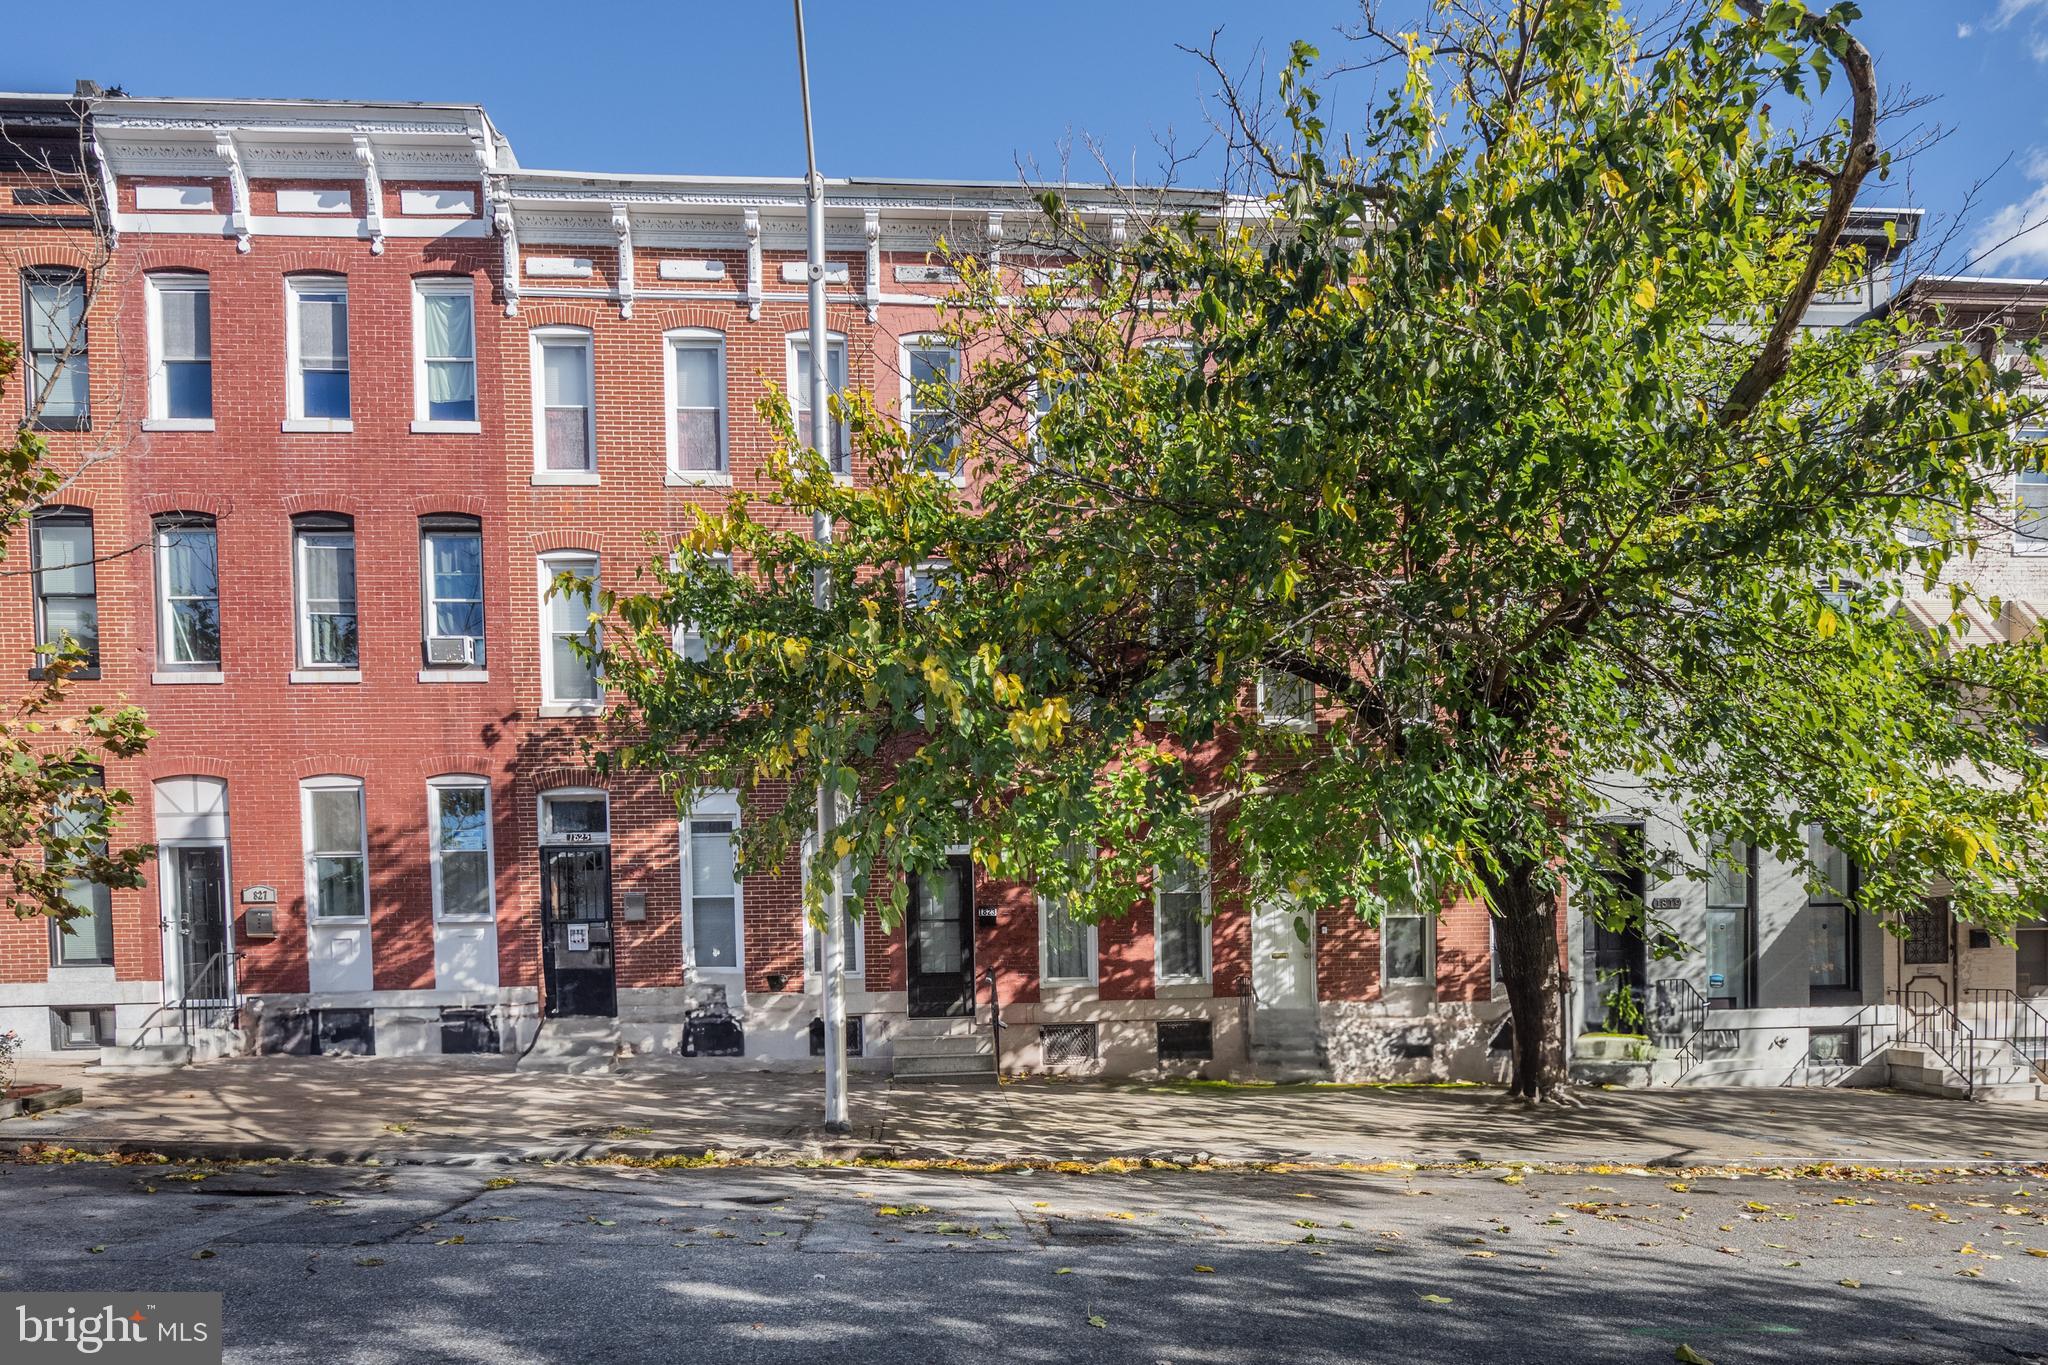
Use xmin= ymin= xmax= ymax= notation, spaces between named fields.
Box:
xmin=1590 ymin=825 xmax=1649 ymax=1032
xmin=1899 ymin=895 xmax=1956 ymax=1008
xmin=907 ymin=856 xmax=974 ymax=1017
xmin=541 ymin=846 xmax=615 ymax=1017
xmin=1252 ymin=899 xmax=1316 ymax=1009
xmin=169 ymin=845 xmax=231 ymax=1002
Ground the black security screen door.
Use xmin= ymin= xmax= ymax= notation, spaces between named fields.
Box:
xmin=1591 ymin=825 xmax=1649 ymax=1031
xmin=906 ymin=855 xmax=974 ymax=1017
xmin=541 ymin=846 xmax=615 ymax=1017
xmin=172 ymin=845 xmax=229 ymax=999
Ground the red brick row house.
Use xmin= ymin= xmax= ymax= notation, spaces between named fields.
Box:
xmin=0 ymin=91 xmax=1509 ymax=1080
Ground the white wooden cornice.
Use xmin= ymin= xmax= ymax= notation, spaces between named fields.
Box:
xmin=353 ymin=135 xmax=385 ymax=255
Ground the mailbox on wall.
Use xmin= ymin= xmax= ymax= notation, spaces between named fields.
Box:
xmin=243 ymin=906 xmax=276 ymax=940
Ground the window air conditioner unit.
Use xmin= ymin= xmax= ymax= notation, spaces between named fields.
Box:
xmin=426 ymin=636 xmax=479 ymax=666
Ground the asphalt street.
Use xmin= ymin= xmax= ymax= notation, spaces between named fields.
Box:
xmin=2 ymin=1157 xmax=2044 ymax=1364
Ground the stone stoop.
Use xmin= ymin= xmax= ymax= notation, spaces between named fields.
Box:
xmin=97 ymin=1042 xmax=193 ymax=1072
xmin=890 ymin=1018 xmax=997 ymax=1085
xmin=1248 ymin=1008 xmax=1326 ymax=1082
xmin=1887 ymin=1042 xmax=2046 ymax=1104
xmin=1568 ymin=1033 xmax=1660 ymax=1089
xmin=516 ymin=1018 xmax=624 ymax=1074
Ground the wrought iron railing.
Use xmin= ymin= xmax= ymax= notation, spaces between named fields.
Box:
xmin=130 ymin=950 xmax=239 ymax=1049
xmin=1962 ymin=987 xmax=2048 ymax=1084
xmin=982 ymin=966 xmax=1004 ymax=1075
xmin=1889 ymin=988 xmax=1979 ymax=1098
xmin=1648 ymin=977 xmax=1710 ymax=1080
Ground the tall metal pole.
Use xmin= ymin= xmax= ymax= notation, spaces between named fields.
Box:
xmin=795 ymin=0 xmax=852 ymax=1136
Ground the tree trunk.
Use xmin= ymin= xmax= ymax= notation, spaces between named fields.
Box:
xmin=1488 ymin=857 xmax=1572 ymax=1102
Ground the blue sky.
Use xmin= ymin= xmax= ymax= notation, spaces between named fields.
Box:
xmin=7 ymin=1 xmax=2048 ymax=274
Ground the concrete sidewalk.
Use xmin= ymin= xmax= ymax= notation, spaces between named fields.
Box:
xmin=6 ymin=1054 xmax=2047 ymax=1168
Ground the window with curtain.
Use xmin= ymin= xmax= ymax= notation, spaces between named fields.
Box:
xmin=154 ymin=514 xmax=220 ymax=668
xmin=669 ymin=334 xmax=725 ymax=474
xmin=1154 ymin=845 xmax=1209 ymax=983
xmin=23 ymin=268 xmax=88 ymax=429
xmin=31 ymin=508 xmax=97 ymax=671
xmin=150 ymin=273 xmax=211 ymax=421
xmin=1382 ymin=910 xmax=1431 ymax=983
xmin=303 ymin=779 xmax=368 ymax=919
xmin=1041 ymin=843 xmax=1096 ymax=984
xmin=289 ymin=276 xmax=350 ymax=421
xmin=791 ymin=337 xmax=848 ymax=474
xmin=430 ymin=779 xmax=492 ymax=919
xmin=293 ymin=515 xmax=358 ymax=669
xmin=420 ymin=516 xmax=485 ymax=667
xmin=416 ymin=280 xmax=476 ymax=424
xmin=535 ymin=331 xmax=593 ymax=472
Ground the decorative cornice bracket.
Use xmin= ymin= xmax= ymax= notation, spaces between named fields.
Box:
xmin=215 ymin=131 xmax=251 ymax=253
xmin=744 ymin=209 xmax=763 ymax=321
xmin=863 ymin=210 xmax=881 ymax=322
xmin=353 ymin=135 xmax=385 ymax=255
xmin=612 ymin=204 xmax=635 ymax=318
xmin=493 ymin=185 xmax=520 ymax=317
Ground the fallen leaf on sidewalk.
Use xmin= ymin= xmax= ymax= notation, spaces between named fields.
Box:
xmin=191 ymin=1250 xmax=214 ymax=1260
xmin=2026 ymin=1248 xmax=2048 ymax=1258
xmin=1674 ymin=1346 xmax=1714 ymax=1365
xmin=435 ymin=1235 xmax=465 ymax=1246
xmin=1055 ymin=1268 xmax=1073 ymax=1275
xmin=1193 ymin=1265 xmax=1215 ymax=1274
xmin=1419 ymin=1294 xmax=1454 ymax=1306
xmin=1837 ymin=1279 xmax=1861 ymax=1289
xmin=87 ymin=1246 xmax=104 ymax=1254
xmin=1086 ymin=1315 xmax=1107 ymax=1329
xmin=484 ymin=1177 xmax=517 ymax=1190
xmin=353 ymin=1258 xmax=384 ymax=1268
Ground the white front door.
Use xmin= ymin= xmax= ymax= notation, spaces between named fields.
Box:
xmin=1252 ymin=899 xmax=1316 ymax=1009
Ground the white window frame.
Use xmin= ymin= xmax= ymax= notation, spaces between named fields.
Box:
xmin=420 ymin=516 xmax=486 ymax=672
xmin=538 ymin=551 xmax=602 ymax=713
xmin=538 ymin=787 xmax=610 ymax=847
xmin=2016 ymin=435 xmax=2048 ymax=556
xmin=906 ymin=558 xmax=950 ymax=609
xmin=411 ymin=277 xmax=480 ymax=433
xmin=292 ymin=519 xmax=358 ymax=674
xmin=531 ymin=326 xmax=597 ymax=483
xmin=1038 ymin=852 xmax=1099 ymax=987
xmin=680 ymin=789 xmax=745 ymax=976
xmin=802 ymin=829 xmax=866 ymax=980
xmin=785 ymin=331 xmax=849 ymax=478
xmin=1257 ymin=668 xmax=1316 ymax=731
xmin=427 ymin=775 xmax=495 ymax=922
xmin=145 ymin=272 xmax=213 ymax=430
xmin=671 ymin=551 xmax=731 ymax=662
xmin=664 ymin=328 xmax=729 ymax=484
xmin=1381 ymin=906 xmax=1434 ymax=986
xmin=300 ymin=776 xmax=369 ymax=922
xmin=283 ymin=274 xmax=351 ymax=431
xmin=153 ymin=514 xmax=220 ymax=672
xmin=900 ymin=334 xmax=962 ymax=481
xmin=1153 ymin=824 xmax=1213 ymax=985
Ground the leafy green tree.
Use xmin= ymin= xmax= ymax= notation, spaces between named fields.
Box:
xmin=1 ymin=337 xmax=153 ymax=928
xmin=593 ymin=0 xmax=2048 ymax=1100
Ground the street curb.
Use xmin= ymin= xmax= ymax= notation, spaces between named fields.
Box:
xmin=0 ymin=1086 xmax=84 ymax=1121
xmin=11 ymin=1132 xmax=2044 ymax=1172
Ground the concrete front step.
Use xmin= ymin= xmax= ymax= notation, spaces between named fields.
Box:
xmin=892 ymin=1036 xmax=994 ymax=1060
xmin=1571 ymin=1058 xmax=1654 ymax=1089
xmin=517 ymin=1019 xmax=622 ymax=1074
xmin=98 ymin=1042 xmax=193 ymax=1071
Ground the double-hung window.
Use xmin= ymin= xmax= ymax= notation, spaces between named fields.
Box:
xmin=903 ymin=339 xmax=960 ymax=476
xmin=420 ymin=515 xmax=485 ymax=670
xmin=286 ymin=275 xmax=350 ymax=426
xmin=413 ymin=278 xmax=477 ymax=428
xmin=672 ymin=552 xmax=731 ymax=664
xmin=23 ymin=267 xmax=88 ymax=430
xmin=1258 ymin=668 xmax=1314 ymax=729
xmin=48 ymin=770 xmax=112 ymax=967
xmin=1382 ymin=905 xmax=1433 ymax=985
xmin=539 ymin=552 xmax=602 ymax=708
xmin=154 ymin=513 xmax=220 ymax=671
xmin=147 ymin=272 xmax=212 ymax=425
xmin=302 ymin=778 xmax=368 ymax=920
xmin=31 ymin=507 xmax=97 ymax=673
xmin=683 ymin=793 xmax=742 ymax=972
xmin=2017 ymin=435 xmax=2048 ymax=554
xmin=789 ymin=335 xmax=848 ymax=475
xmin=666 ymin=330 xmax=727 ymax=478
xmin=1040 ymin=842 xmax=1098 ymax=985
xmin=1806 ymin=825 xmax=1857 ymax=991
xmin=428 ymin=777 xmax=493 ymax=920
xmin=906 ymin=559 xmax=950 ymax=610
xmin=533 ymin=328 xmax=595 ymax=477
xmin=1154 ymin=832 xmax=1211 ymax=984
xmin=292 ymin=514 xmax=358 ymax=671
xmin=804 ymin=836 xmax=865 ymax=977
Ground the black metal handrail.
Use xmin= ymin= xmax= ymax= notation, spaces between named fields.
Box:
xmin=130 ymin=950 xmax=240 ymax=1049
xmin=1963 ymin=987 xmax=2048 ymax=1084
xmin=983 ymin=966 xmax=1004 ymax=1076
xmin=1649 ymin=977 xmax=1710 ymax=1081
xmin=1890 ymin=988 xmax=1978 ymax=1098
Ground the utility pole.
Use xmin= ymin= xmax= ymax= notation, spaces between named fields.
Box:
xmin=794 ymin=0 xmax=852 ymax=1136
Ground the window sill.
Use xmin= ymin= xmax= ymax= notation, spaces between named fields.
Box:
xmin=282 ymin=418 xmax=355 ymax=433
xmin=152 ymin=670 xmax=224 ymax=685
xmin=412 ymin=419 xmax=483 ymax=434
xmin=31 ymin=417 xmax=89 ymax=433
xmin=1258 ymin=718 xmax=1318 ymax=734
xmin=666 ymin=470 xmax=733 ymax=487
xmin=436 ymin=914 xmax=497 ymax=926
xmin=289 ymin=670 xmax=361 ymax=684
xmin=49 ymin=959 xmax=115 ymax=970
xmin=1156 ymin=979 xmax=1213 ymax=997
xmin=532 ymin=470 xmax=599 ymax=486
xmin=143 ymin=417 xmax=216 ymax=432
xmin=418 ymin=669 xmax=489 ymax=683
xmin=309 ymin=917 xmax=370 ymax=927
xmin=538 ymin=702 xmax=605 ymax=718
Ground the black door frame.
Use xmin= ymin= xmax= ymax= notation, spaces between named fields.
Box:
xmin=538 ymin=792 xmax=618 ymax=1019
xmin=906 ymin=854 xmax=975 ymax=1018
xmin=165 ymin=842 xmax=233 ymax=1004
xmin=1590 ymin=823 xmax=1650 ymax=1032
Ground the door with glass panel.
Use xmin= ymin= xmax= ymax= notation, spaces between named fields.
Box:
xmin=539 ymin=793 xmax=615 ymax=1017
xmin=906 ymin=856 xmax=974 ymax=1017
xmin=1704 ymin=837 xmax=1755 ymax=1009
xmin=168 ymin=844 xmax=232 ymax=1004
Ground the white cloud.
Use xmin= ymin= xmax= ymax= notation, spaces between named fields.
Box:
xmin=1993 ymin=0 xmax=2048 ymax=27
xmin=1972 ymin=155 xmax=2048 ymax=273
xmin=1959 ymin=22 xmax=1976 ymax=37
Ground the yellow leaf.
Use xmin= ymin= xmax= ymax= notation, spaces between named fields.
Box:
xmin=1193 ymin=1265 xmax=1215 ymax=1274
xmin=1633 ymin=277 xmax=1657 ymax=310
